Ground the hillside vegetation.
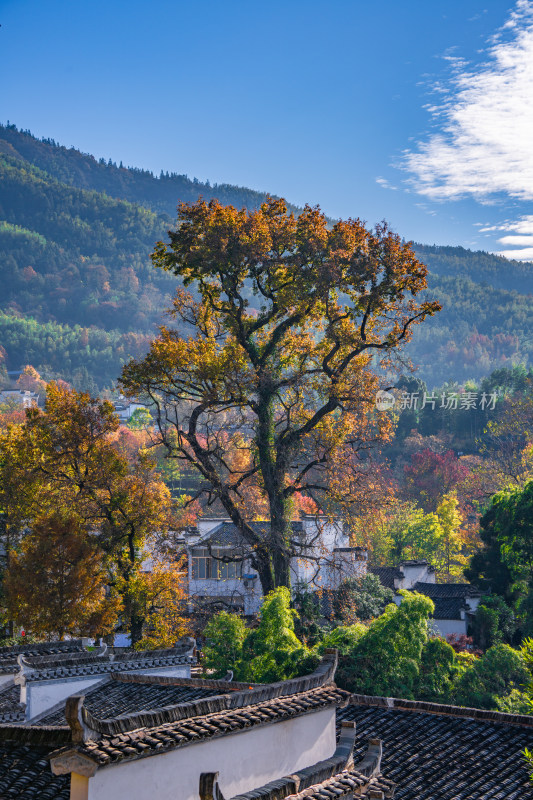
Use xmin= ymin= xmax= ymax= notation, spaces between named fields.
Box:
xmin=1 ymin=123 xmax=532 ymax=389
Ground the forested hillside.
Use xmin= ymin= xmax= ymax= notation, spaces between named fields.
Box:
xmin=0 ymin=123 xmax=298 ymax=218
xmin=1 ymin=123 xmax=532 ymax=389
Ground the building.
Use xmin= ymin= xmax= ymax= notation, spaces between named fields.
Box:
xmin=183 ymin=517 xmax=367 ymax=615
xmin=0 ymin=647 xmax=396 ymax=800
xmin=338 ymin=693 xmax=533 ymax=799
xmin=182 ymin=517 xmax=481 ymax=635
xmin=0 ymin=638 xmax=196 ymax=726
xmin=112 ymin=396 xmax=149 ymax=423
xmin=0 ymin=388 xmax=40 ymax=408
xmin=370 ymin=560 xmax=481 ymax=638
xmin=0 ymin=639 xmax=532 ymax=799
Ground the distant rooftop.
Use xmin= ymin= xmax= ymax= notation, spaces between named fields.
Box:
xmin=338 ymin=695 xmax=533 ymax=800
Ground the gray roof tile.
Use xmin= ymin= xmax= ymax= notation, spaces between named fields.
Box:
xmin=337 ymin=699 xmax=533 ymax=799
xmin=37 ymin=678 xmax=224 ymax=726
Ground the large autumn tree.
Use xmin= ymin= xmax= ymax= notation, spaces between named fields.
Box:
xmin=0 ymin=383 xmax=177 ymax=644
xmin=121 ymin=198 xmax=440 ymax=594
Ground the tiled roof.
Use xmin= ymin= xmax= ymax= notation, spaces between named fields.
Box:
xmin=431 ymin=597 xmax=468 ymax=620
xmin=198 ymin=521 xmax=303 ymax=548
xmin=2 ymin=654 xmax=344 ymax=797
xmin=22 ymin=644 xmax=195 ymax=682
xmin=54 ymin=685 xmax=349 ymax=770
xmin=20 ymin=644 xmax=108 ymax=671
xmin=0 ymin=740 xmax=70 ymax=799
xmin=0 ymin=682 xmax=25 ymax=723
xmin=281 ymin=766 xmax=395 ymax=800
xmin=369 ymin=567 xmax=403 ymax=590
xmin=337 ymin=696 xmax=533 ymax=799
xmin=0 ymin=725 xmax=71 ymax=800
xmin=36 ymin=675 xmax=225 ymax=726
xmin=0 ymin=640 xmax=85 ymax=675
xmin=413 ymin=582 xmax=480 ymax=598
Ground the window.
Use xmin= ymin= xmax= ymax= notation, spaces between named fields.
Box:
xmin=217 ymin=555 xmax=243 ymax=580
xmin=191 ymin=548 xmax=211 ymax=579
xmin=191 ymin=548 xmax=243 ymax=580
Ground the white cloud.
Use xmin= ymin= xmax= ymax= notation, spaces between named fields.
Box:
xmin=498 ymin=235 xmax=533 ymax=245
xmin=376 ymin=176 xmax=398 ymax=190
xmin=403 ymin=1 xmax=533 ymax=201
xmin=496 ymin=246 xmax=533 ymax=260
xmin=484 ymin=214 xmax=533 ymax=260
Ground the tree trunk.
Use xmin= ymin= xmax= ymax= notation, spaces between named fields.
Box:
xmin=254 ymin=385 xmax=293 ymax=594
xmin=129 ymin=612 xmax=144 ymax=647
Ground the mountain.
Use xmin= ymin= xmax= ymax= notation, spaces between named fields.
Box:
xmin=0 ymin=123 xmax=532 ymax=390
xmin=0 ymin=123 xmax=300 ymax=219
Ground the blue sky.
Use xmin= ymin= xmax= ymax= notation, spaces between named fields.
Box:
xmin=2 ymin=0 xmax=533 ymax=258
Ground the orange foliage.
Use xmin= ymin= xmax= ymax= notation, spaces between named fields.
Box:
xmin=6 ymin=513 xmax=121 ymax=639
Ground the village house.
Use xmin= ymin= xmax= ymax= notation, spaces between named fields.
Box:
xmin=112 ymin=396 xmax=149 ymax=423
xmin=0 ymin=646 xmax=398 ymax=800
xmin=0 ymin=640 xmax=531 ymax=798
xmin=0 ymin=637 xmax=196 ymax=725
xmin=180 ymin=518 xmax=481 ymax=637
xmin=370 ymin=560 xmax=481 ymax=638
xmin=181 ymin=517 xmax=367 ymax=616
xmin=0 ymin=388 xmax=40 ymax=408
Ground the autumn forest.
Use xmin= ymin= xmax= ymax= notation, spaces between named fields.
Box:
xmin=1 ymin=122 xmax=533 ymax=723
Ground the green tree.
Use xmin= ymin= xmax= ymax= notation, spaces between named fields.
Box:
xmin=453 ymin=643 xmax=529 ymax=710
xmin=121 ymin=198 xmax=439 ymax=595
xmin=202 ymin=588 xmax=311 ymax=683
xmin=319 ymin=624 xmax=366 ymax=655
xmin=415 ymin=637 xmax=459 ymax=702
xmin=337 ymin=591 xmax=434 ymax=697
xmin=202 ymin=611 xmax=247 ymax=678
xmin=466 ymin=481 xmax=533 ymax=617
xmin=127 ymin=408 xmax=152 ymax=430
xmin=292 ymin=582 xmax=324 ymax=647
xmin=333 ymin=573 xmax=394 ymax=623
xmin=471 ymin=595 xmax=517 ymax=650
xmin=387 ymin=506 xmax=444 ymax=565
xmin=242 ymin=587 xmax=310 ymax=682
xmin=435 ymin=492 xmax=464 ymax=578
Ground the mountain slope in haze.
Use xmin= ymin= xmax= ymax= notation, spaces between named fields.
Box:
xmin=0 ymin=123 xmax=301 ymax=218
xmin=413 ymin=243 xmax=533 ymax=296
xmin=0 ymin=152 xmax=173 ymax=333
xmin=0 ymin=123 xmax=532 ymax=390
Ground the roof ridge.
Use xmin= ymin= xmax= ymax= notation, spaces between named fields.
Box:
xmin=110 ymin=672 xmax=250 ymax=690
xmin=78 ymin=650 xmax=339 ymax=736
xmin=50 ymin=684 xmax=350 ymax=773
xmin=20 ymin=644 xmax=106 ymax=668
xmin=18 ymin=642 xmax=197 ymax=682
xmin=0 ymin=639 xmax=84 ymax=656
xmin=350 ymin=693 xmax=533 ymax=728
xmin=0 ymin=722 xmax=71 ymax=747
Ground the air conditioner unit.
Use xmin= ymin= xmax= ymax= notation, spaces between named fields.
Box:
xmin=242 ymin=574 xmax=257 ymax=589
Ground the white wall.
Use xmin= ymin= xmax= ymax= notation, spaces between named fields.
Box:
xmin=27 ymin=676 xmax=102 ymax=720
xmin=431 ymin=618 xmax=467 ymax=638
xmin=26 ymin=665 xmax=190 ymax=720
xmin=399 ymin=563 xmax=435 ymax=589
xmin=197 ymin=519 xmax=229 ymax=536
xmin=137 ymin=666 xmax=190 ymax=679
xmin=87 ymin=707 xmax=336 ymax=800
xmin=0 ymin=673 xmax=15 ymax=689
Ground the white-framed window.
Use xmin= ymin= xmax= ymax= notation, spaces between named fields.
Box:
xmin=191 ymin=548 xmax=211 ymax=579
xmin=191 ymin=547 xmax=243 ymax=580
